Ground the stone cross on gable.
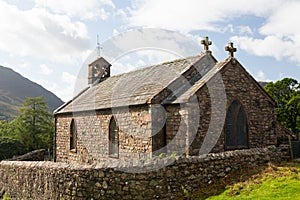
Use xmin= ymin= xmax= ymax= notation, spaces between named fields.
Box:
xmin=201 ymin=36 xmax=212 ymax=52
xmin=225 ymin=42 xmax=237 ymax=57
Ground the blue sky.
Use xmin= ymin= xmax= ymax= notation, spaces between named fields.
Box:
xmin=0 ymin=0 xmax=299 ymax=101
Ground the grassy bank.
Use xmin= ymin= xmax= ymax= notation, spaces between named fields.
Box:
xmin=182 ymin=162 xmax=300 ymax=200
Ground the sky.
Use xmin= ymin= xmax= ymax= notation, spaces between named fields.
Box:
xmin=0 ymin=0 xmax=300 ymax=101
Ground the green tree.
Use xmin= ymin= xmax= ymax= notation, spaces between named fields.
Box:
xmin=0 ymin=120 xmax=10 ymax=137
xmin=265 ymin=78 xmax=300 ymax=136
xmin=0 ymin=119 xmax=27 ymax=160
xmin=14 ymin=97 xmax=54 ymax=151
xmin=0 ymin=137 xmax=27 ymax=160
xmin=0 ymin=120 xmax=17 ymax=138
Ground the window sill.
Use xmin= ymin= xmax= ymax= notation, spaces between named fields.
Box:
xmin=70 ymin=149 xmax=77 ymax=153
xmin=225 ymin=146 xmax=249 ymax=151
xmin=109 ymin=154 xmax=119 ymax=159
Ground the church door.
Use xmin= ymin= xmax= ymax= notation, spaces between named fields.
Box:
xmin=225 ymin=100 xmax=248 ymax=150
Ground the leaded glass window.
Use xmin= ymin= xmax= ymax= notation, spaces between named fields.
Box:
xmin=70 ymin=119 xmax=77 ymax=151
xmin=225 ymin=100 xmax=248 ymax=149
xmin=109 ymin=117 xmax=119 ymax=157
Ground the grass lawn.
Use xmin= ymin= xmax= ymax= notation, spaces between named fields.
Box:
xmin=194 ymin=163 xmax=300 ymax=200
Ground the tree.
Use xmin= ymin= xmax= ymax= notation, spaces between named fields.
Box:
xmin=265 ymin=78 xmax=300 ymax=137
xmin=0 ymin=137 xmax=27 ymax=160
xmin=0 ymin=120 xmax=12 ymax=138
xmin=0 ymin=119 xmax=19 ymax=138
xmin=14 ymin=97 xmax=54 ymax=151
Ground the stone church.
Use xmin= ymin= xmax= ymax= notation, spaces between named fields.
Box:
xmin=54 ymin=37 xmax=281 ymax=164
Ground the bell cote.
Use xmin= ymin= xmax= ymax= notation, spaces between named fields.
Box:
xmin=88 ymin=57 xmax=111 ymax=85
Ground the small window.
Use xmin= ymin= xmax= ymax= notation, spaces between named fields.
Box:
xmin=225 ymin=100 xmax=248 ymax=150
xmin=70 ymin=119 xmax=77 ymax=151
xmin=109 ymin=117 xmax=119 ymax=157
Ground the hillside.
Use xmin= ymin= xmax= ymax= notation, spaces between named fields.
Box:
xmin=0 ymin=65 xmax=64 ymax=120
xmin=258 ymin=81 xmax=269 ymax=88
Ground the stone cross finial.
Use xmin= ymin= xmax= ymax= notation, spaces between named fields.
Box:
xmin=225 ymin=42 xmax=237 ymax=57
xmin=201 ymin=36 xmax=212 ymax=52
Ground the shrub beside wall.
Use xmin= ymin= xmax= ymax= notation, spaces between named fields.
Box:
xmin=0 ymin=146 xmax=289 ymax=200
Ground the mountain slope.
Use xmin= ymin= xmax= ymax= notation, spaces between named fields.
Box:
xmin=258 ymin=81 xmax=269 ymax=88
xmin=0 ymin=65 xmax=64 ymax=120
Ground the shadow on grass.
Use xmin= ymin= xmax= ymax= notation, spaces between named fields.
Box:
xmin=174 ymin=164 xmax=267 ymax=200
xmin=175 ymin=162 xmax=300 ymax=200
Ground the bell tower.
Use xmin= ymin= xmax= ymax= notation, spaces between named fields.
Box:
xmin=88 ymin=34 xmax=111 ymax=85
xmin=88 ymin=57 xmax=111 ymax=85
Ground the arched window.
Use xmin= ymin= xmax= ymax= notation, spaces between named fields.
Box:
xmin=109 ymin=117 xmax=119 ymax=157
xmin=225 ymin=100 xmax=248 ymax=150
xmin=70 ymin=119 xmax=77 ymax=151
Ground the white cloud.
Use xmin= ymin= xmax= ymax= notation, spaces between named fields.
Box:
xmin=43 ymin=72 xmax=77 ymax=101
xmin=125 ymin=0 xmax=300 ymax=66
xmin=112 ymin=29 xmax=120 ymax=36
xmin=19 ymin=61 xmax=31 ymax=69
xmin=231 ymin=35 xmax=300 ymax=64
xmin=256 ymin=70 xmax=267 ymax=80
xmin=279 ymin=72 xmax=284 ymax=79
xmin=230 ymin=35 xmax=295 ymax=61
xmin=221 ymin=24 xmax=234 ymax=34
xmin=255 ymin=70 xmax=273 ymax=82
xmin=228 ymin=1 xmax=300 ymax=65
xmin=115 ymin=9 xmax=128 ymax=19
xmin=62 ymin=71 xmax=76 ymax=85
xmin=36 ymin=79 xmax=49 ymax=87
xmin=0 ymin=1 xmax=90 ymax=64
xmin=36 ymin=79 xmax=67 ymax=101
xmin=112 ymin=61 xmax=136 ymax=75
xmin=81 ymin=28 xmax=205 ymax=77
xmin=238 ymin=26 xmax=253 ymax=35
xmin=103 ymin=28 xmax=200 ymax=62
xmin=127 ymin=0 xmax=286 ymax=32
xmin=39 ymin=64 xmax=53 ymax=75
xmin=258 ymin=1 xmax=300 ymax=38
xmin=136 ymin=50 xmax=180 ymax=65
xmin=35 ymin=0 xmax=115 ymax=20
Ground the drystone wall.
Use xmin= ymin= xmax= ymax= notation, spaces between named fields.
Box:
xmin=7 ymin=149 xmax=45 ymax=161
xmin=0 ymin=146 xmax=289 ymax=200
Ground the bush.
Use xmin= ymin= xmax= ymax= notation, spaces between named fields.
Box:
xmin=0 ymin=137 xmax=27 ymax=160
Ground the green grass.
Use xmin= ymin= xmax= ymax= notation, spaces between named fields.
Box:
xmin=1 ymin=193 xmax=11 ymax=200
xmin=174 ymin=162 xmax=300 ymax=200
xmin=206 ymin=163 xmax=300 ymax=200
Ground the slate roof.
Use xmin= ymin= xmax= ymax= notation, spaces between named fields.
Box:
xmin=55 ymin=52 xmax=275 ymax=114
xmin=55 ymin=54 xmax=208 ymax=114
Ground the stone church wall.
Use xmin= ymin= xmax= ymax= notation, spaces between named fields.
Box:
xmin=0 ymin=146 xmax=289 ymax=200
xmin=190 ymin=61 xmax=278 ymax=155
xmin=55 ymin=105 xmax=152 ymax=164
xmin=55 ymin=58 xmax=281 ymax=163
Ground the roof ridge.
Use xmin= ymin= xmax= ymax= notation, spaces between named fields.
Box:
xmin=108 ymin=54 xmax=203 ymax=79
